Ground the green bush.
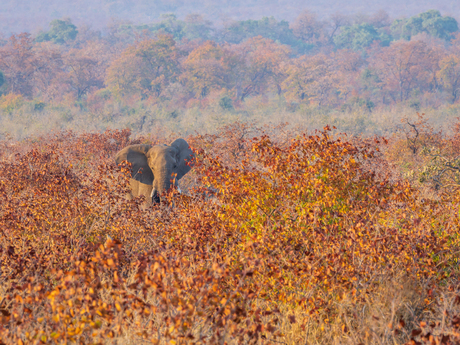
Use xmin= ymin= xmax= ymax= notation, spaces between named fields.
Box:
xmin=219 ymin=95 xmax=234 ymax=111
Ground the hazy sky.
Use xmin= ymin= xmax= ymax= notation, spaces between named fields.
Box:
xmin=1 ymin=0 xmax=458 ymax=34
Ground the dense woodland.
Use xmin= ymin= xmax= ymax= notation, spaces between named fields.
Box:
xmin=1 ymin=9 xmax=460 ymax=139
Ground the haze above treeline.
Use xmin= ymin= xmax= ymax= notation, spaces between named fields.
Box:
xmin=1 ymin=0 xmax=458 ymax=35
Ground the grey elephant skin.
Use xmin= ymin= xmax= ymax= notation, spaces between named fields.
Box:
xmin=115 ymin=138 xmax=194 ymax=204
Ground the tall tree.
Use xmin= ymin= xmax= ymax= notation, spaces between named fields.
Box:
xmin=62 ymin=43 xmax=107 ymax=100
xmin=106 ymin=34 xmax=179 ymax=101
xmin=331 ymin=49 xmax=364 ymax=100
xmin=0 ymin=33 xmax=63 ymax=99
xmin=0 ymin=33 xmax=36 ymax=97
xmin=369 ymin=10 xmax=391 ymax=29
xmin=334 ymin=23 xmax=390 ymax=51
xmin=36 ymin=18 xmax=78 ymax=45
xmin=291 ymin=10 xmax=327 ymax=46
xmin=391 ymin=10 xmax=458 ymax=41
xmin=282 ymin=54 xmax=339 ymax=106
xmin=219 ymin=17 xmax=309 ymax=54
xmin=181 ymin=41 xmax=225 ymax=98
xmin=437 ymin=55 xmax=460 ymax=103
xmin=183 ymin=14 xmax=213 ymax=41
xmin=32 ymin=42 xmax=64 ymax=99
xmin=149 ymin=14 xmax=186 ymax=41
xmin=225 ymin=37 xmax=290 ymax=101
xmin=368 ymin=40 xmax=435 ymax=102
xmin=327 ymin=13 xmax=351 ymax=43
xmin=435 ymin=35 xmax=460 ymax=103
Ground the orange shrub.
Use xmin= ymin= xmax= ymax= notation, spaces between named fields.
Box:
xmin=0 ymin=123 xmax=459 ymax=344
xmin=0 ymin=93 xmax=23 ymax=114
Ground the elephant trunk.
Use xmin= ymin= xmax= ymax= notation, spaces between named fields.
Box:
xmin=150 ymin=188 xmax=161 ymax=203
xmin=151 ymin=166 xmax=174 ymax=203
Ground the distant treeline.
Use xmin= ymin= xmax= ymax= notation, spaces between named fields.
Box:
xmin=0 ymin=9 xmax=459 ymax=114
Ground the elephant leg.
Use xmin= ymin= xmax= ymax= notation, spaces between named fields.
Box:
xmin=129 ymin=178 xmax=140 ymax=197
xmin=150 ymin=188 xmax=160 ymax=203
xmin=130 ymin=179 xmax=155 ymax=206
xmin=125 ymin=178 xmax=137 ymax=200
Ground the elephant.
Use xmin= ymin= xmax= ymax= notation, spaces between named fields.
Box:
xmin=115 ymin=138 xmax=194 ymax=204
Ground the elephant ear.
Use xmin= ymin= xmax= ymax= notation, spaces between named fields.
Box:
xmin=115 ymin=144 xmax=154 ymax=185
xmin=170 ymin=138 xmax=195 ymax=180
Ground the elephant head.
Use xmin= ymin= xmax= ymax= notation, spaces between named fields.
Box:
xmin=115 ymin=138 xmax=194 ymax=203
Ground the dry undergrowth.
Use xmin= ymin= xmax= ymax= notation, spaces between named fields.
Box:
xmin=0 ymin=122 xmax=460 ymax=344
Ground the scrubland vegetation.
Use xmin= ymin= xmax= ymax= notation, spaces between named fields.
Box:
xmin=2 ymin=7 xmax=460 ymax=345
xmin=0 ymin=120 xmax=460 ymax=344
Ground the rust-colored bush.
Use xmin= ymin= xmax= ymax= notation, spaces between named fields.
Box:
xmin=1 ymin=123 xmax=460 ymax=344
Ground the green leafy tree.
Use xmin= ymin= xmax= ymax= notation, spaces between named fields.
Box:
xmin=0 ymin=71 xmax=4 ymax=89
xmin=36 ymin=18 xmax=78 ymax=45
xmin=334 ymin=23 xmax=389 ymax=51
xmin=148 ymin=14 xmax=213 ymax=42
xmin=219 ymin=95 xmax=233 ymax=110
xmin=221 ymin=17 xmax=311 ymax=54
xmin=149 ymin=14 xmax=186 ymax=41
xmin=182 ymin=14 xmax=213 ymax=41
xmin=423 ymin=14 xmax=459 ymax=40
xmin=0 ymin=70 xmax=5 ymax=96
xmin=391 ymin=10 xmax=458 ymax=41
